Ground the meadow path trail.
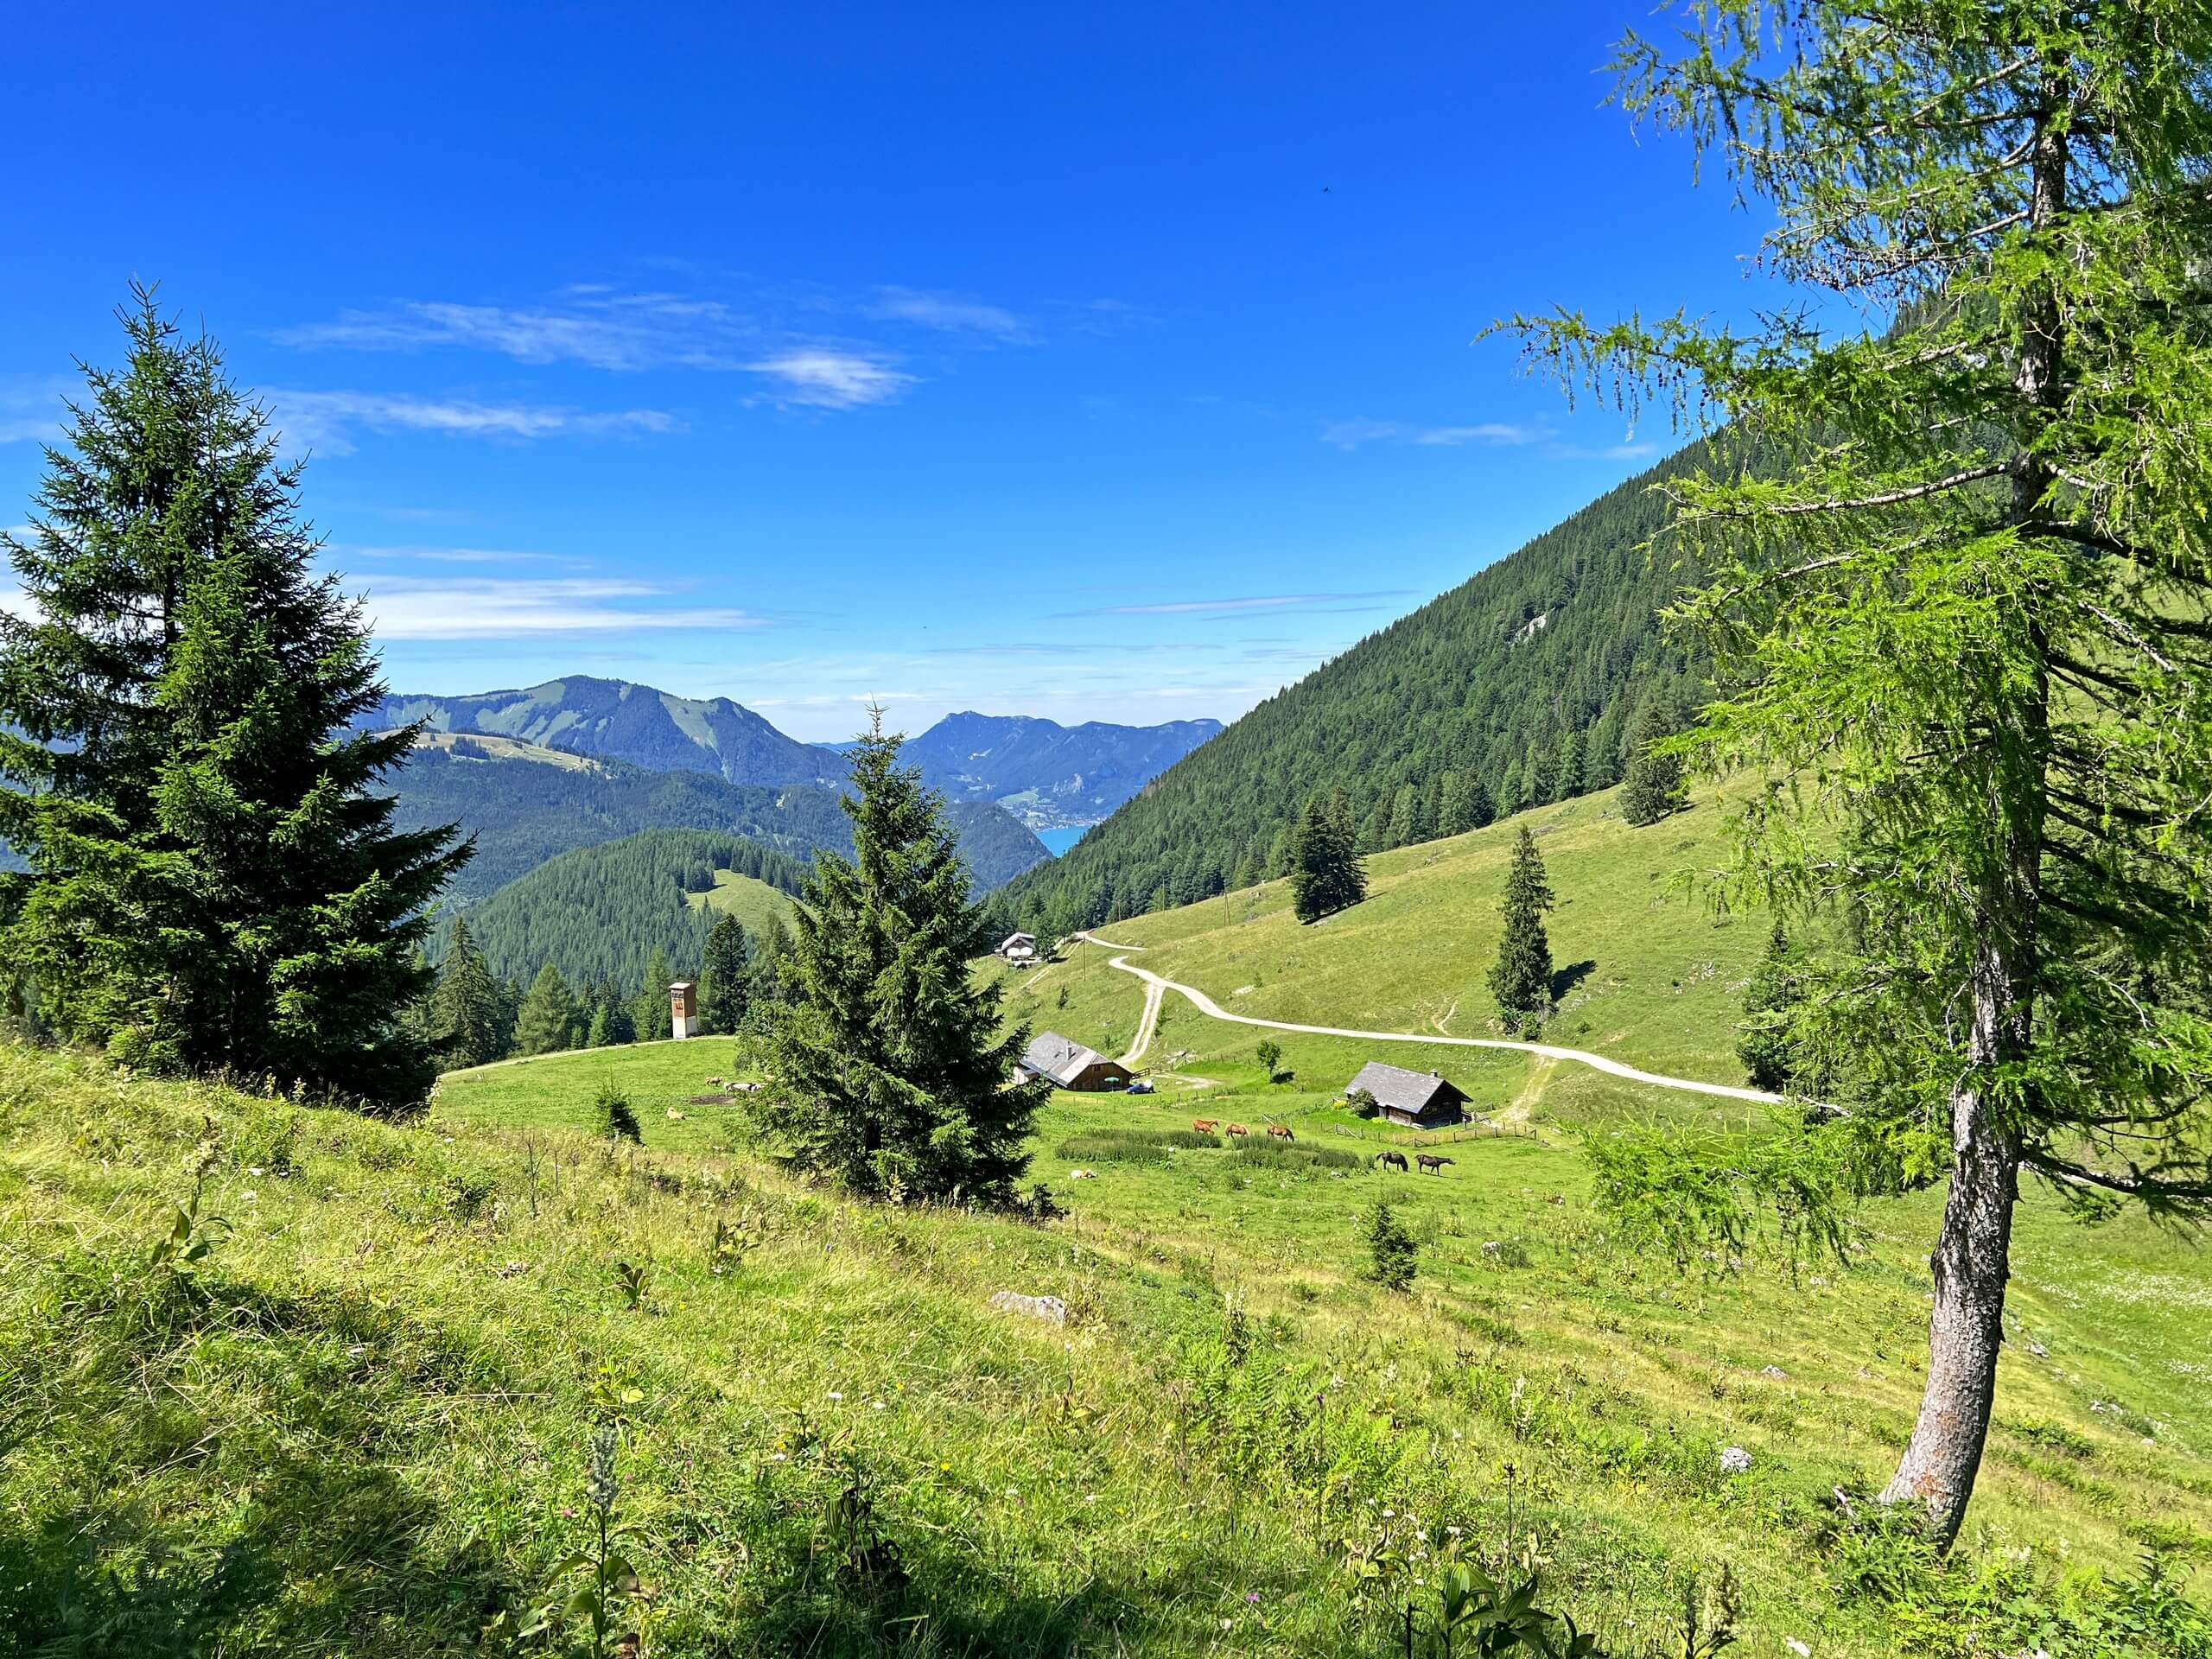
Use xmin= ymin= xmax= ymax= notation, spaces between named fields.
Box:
xmin=1070 ymin=931 xmax=1783 ymax=1108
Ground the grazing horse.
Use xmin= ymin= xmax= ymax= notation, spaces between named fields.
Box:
xmin=1192 ymin=1119 xmax=1218 ymax=1134
xmin=1224 ymin=1122 xmax=1249 ymax=1138
xmin=1267 ymin=1124 xmax=1296 ymax=1142
xmin=1415 ymin=1154 xmax=1455 ymax=1175
xmin=1374 ymin=1150 xmax=1409 ymax=1172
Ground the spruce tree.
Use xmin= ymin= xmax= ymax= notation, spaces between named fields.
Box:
xmin=1289 ymin=792 xmax=1366 ymax=924
xmin=1735 ymin=925 xmax=1804 ymax=1093
xmin=428 ymin=915 xmax=506 ymax=1070
xmin=0 ymin=289 xmax=468 ymax=1106
xmin=701 ymin=912 xmax=751 ymax=1034
xmin=1487 ymin=825 xmax=1555 ymax=1033
xmin=745 ymin=714 xmax=1046 ymax=1202
xmin=514 ymin=963 xmax=579 ymax=1056
xmin=631 ymin=946 xmax=673 ymax=1044
xmin=1510 ymin=0 xmax=2212 ymax=1545
xmin=1463 ymin=775 xmax=1495 ymax=832
xmin=1620 ymin=702 xmax=1686 ymax=826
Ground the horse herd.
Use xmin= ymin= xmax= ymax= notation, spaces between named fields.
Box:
xmin=1190 ymin=1118 xmax=1453 ymax=1173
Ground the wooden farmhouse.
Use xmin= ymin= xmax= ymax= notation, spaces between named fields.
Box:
xmin=1018 ymin=1031 xmax=1128 ymax=1092
xmin=998 ymin=931 xmax=1039 ymax=965
xmin=1344 ymin=1060 xmax=1469 ymax=1128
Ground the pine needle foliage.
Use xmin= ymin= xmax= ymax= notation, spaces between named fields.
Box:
xmin=1503 ymin=0 xmax=2212 ymax=1547
xmin=746 ymin=713 xmax=1046 ymax=1203
xmin=1488 ymin=826 xmax=1557 ymax=1034
xmin=1289 ymin=792 xmax=1367 ymax=923
xmin=0 ymin=289 xmax=468 ymax=1106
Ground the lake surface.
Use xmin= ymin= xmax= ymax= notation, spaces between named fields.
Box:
xmin=1034 ymin=825 xmax=1090 ymax=856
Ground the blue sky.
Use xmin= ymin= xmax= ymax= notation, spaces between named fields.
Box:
xmin=2 ymin=3 xmax=1783 ymax=741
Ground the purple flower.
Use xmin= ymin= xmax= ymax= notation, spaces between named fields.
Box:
xmin=1245 ymin=1592 xmax=1262 ymax=1605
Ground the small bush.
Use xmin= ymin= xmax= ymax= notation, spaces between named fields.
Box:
xmin=1363 ymin=1201 xmax=1417 ymax=1292
xmin=597 ymin=1084 xmax=643 ymax=1144
xmin=1227 ymin=1139 xmax=1360 ymax=1170
xmin=1055 ymin=1128 xmax=1218 ymax=1163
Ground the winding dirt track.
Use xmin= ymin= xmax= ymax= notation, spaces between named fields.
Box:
xmin=1071 ymin=932 xmax=1781 ymax=1107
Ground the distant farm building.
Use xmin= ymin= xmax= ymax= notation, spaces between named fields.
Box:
xmin=1345 ymin=1061 xmax=1469 ymax=1128
xmin=998 ymin=931 xmax=1039 ymax=965
xmin=1018 ymin=1032 xmax=1128 ymax=1092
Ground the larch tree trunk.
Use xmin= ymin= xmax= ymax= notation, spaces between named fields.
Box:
xmin=1877 ymin=63 xmax=2068 ymax=1549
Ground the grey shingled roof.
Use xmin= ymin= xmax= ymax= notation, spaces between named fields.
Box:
xmin=1345 ymin=1060 xmax=1460 ymax=1116
xmin=1021 ymin=1031 xmax=1111 ymax=1087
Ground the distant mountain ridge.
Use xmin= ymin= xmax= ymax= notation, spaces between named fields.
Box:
xmin=383 ymin=741 xmax=1048 ymax=901
xmin=896 ymin=711 xmax=1224 ymax=828
xmin=362 ymin=679 xmax=1217 ymax=829
xmin=362 ymin=677 xmax=841 ymax=788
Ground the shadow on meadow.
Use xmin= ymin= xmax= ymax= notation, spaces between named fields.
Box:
xmin=0 ymin=1269 xmax=523 ymax=1656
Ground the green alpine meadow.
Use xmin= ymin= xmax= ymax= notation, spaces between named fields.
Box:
xmin=5 ymin=3 xmax=2212 ymax=1656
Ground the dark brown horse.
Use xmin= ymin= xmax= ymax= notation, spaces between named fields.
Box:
xmin=1416 ymin=1154 xmax=1455 ymax=1174
xmin=1224 ymin=1122 xmax=1249 ymax=1138
xmin=1374 ymin=1150 xmax=1408 ymax=1172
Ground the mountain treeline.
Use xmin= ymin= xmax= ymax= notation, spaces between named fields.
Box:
xmin=388 ymin=747 xmax=1046 ymax=901
xmin=993 ymin=445 xmax=1710 ymax=934
xmin=448 ymin=828 xmax=807 ymax=988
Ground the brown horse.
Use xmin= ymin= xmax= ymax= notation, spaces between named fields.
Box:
xmin=1416 ymin=1154 xmax=1455 ymax=1174
xmin=1374 ymin=1150 xmax=1408 ymax=1172
xmin=1192 ymin=1119 xmax=1218 ymax=1134
xmin=1267 ymin=1124 xmax=1296 ymax=1142
xmin=1224 ymin=1122 xmax=1249 ymax=1138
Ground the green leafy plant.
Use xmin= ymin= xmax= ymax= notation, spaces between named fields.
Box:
xmin=492 ymin=1426 xmax=646 ymax=1658
xmin=612 ymin=1259 xmax=648 ymax=1312
xmin=148 ymin=1117 xmax=231 ymax=1285
xmin=820 ymin=1461 xmax=908 ymax=1599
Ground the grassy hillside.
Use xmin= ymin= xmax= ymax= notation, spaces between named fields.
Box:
xmin=982 ymin=785 xmax=1774 ymax=1137
xmin=8 ymin=1043 xmax=2207 ymax=1656
xmin=688 ymin=866 xmax=800 ymax=942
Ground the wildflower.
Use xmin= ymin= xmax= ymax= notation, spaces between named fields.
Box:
xmin=1245 ymin=1592 xmax=1261 ymax=1604
xmin=827 ymin=1390 xmax=844 ymax=1401
xmin=586 ymin=1425 xmax=620 ymax=1516
xmin=240 ymin=1191 xmax=257 ymax=1203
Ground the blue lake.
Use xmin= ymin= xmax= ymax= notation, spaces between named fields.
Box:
xmin=1033 ymin=825 xmax=1090 ymax=857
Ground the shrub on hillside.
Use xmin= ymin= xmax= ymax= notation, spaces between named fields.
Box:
xmin=596 ymin=1084 xmax=643 ymax=1144
xmin=1362 ymin=1201 xmax=1417 ymax=1292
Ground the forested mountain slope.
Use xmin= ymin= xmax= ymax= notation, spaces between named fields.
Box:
xmin=386 ymin=745 xmax=1046 ymax=902
xmin=995 ymin=445 xmax=1710 ymax=932
xmin=452 ymin=828 xmax=806 ymax=986
xmin=363 ymin=676 xmax=842 ymax=788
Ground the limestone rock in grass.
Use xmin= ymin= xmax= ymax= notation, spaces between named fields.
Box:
xmin=1759 ymin=1364 xmax=1788 ymax=1380
xmin=1719 ymin=1445 xmax=1753 ymax=1475
xmin=989 ymin=1290 xmax=1068 ymax=1325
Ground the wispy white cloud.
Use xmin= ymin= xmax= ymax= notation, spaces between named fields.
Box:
xmin=265 ymin=390 xmax=676 ymax=455
xmin=1063 ymin=590 xmax=1411 ymax=619
xmin=355 ymin=576 xmax=764 ymax=640
xmin=276 ymin=295 xmax=753 ymax=372
xmin=746 ymin=350 xmax=913 ymax=410
xmin=0 ymin=377 xmax=78 ymax=444
xmin=867 ymin=286 xmax=1032 ymax=341
xmin=335 ymin=543 xmax=584 ymax=567
xmin=1323 ymin=416 xmax=1550 ymax=451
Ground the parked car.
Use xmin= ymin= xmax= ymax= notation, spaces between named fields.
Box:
xmin=1125 ymin=1078 xmax=1155 ymax=1095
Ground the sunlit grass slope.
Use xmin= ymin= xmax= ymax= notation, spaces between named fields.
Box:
xmin=687 ymin=866 xmax=799 ymax=940
xmin=982 ymin=785 xmax=1778 ymax=1133
xmin=5 ymin=1045 xmax=2207 ymax=1656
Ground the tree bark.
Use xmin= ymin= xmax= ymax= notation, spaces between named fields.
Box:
xmin=1876 ymin=1058 xmax=2020 ymax=1545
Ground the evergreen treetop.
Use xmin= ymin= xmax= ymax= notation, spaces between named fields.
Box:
xmin=745 ymin=712 xmax=1045 ymax=1202
xmin=1487 ymin=824 xmax=1555 ymax=1033
xmin=0 ymin=289 xmax=468 ymax=1105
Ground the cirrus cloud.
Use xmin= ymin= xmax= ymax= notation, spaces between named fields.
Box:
xmin=353 ymin=575 xmax=762 ymax=640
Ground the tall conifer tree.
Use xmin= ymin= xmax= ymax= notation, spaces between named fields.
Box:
xmin=514 ymin=963 xmax=579 ymax=1056
xmin=1510 ymin=0 xmax=2212 ymax=1544
xmin=745 ymin=713 xmax=1044 ymax=1202
xmin=0 ymin=289 xmax=467 ymax=1105
xmin=1488 ymin=825 xmax=1555 ymax=1033
xmin=701 ymin=912 xmax=752 ymax=1034
xmin=427 ymin=914 xmax=506 ymax=1070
